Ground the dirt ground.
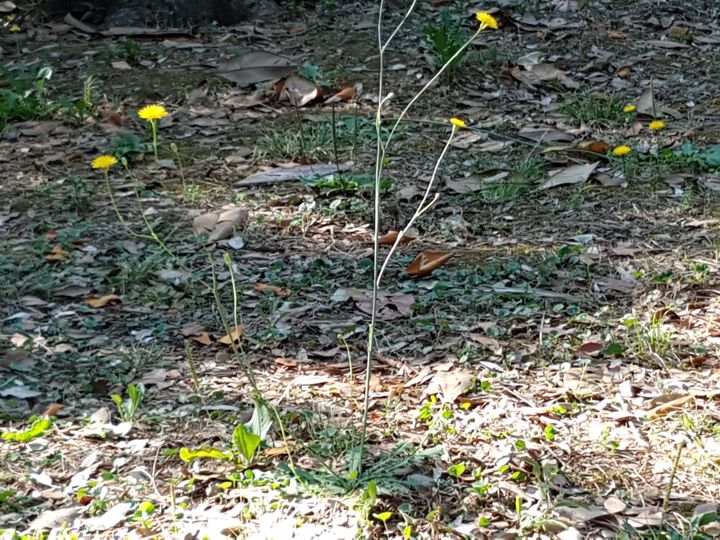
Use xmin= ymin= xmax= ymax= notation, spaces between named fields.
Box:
xmin=1 ymin=1 xmax=720 ymax=539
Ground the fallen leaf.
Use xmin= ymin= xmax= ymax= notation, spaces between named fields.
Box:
xmin=193 ymin=206 xmax=249 ymax=242
xmin=541 ymin=162 xmax=599 ymax=189
xmin=293 ymin=374 xmax=332 ymax=386
xmin=446 ymin=171 xmax=509 ymax=193
xmin=238 ymin=164 xmax=339 ymax=186
xmin=346 ymin=289 xmax=415 ymax=320
xmin=378 ymin=230 xmax=416 ymax=246
xmin=646 ymin=395 xmax=693 ymax=419
xmin=426 ymin=370 xmax=474 ymax=403
xmin=604 ymin=496 xmax=627 ymax=514
xmin=46 ymin=244 xmax=69 ymax=261
xmin=85 ymin=294 xmax=122 ymax=308
xmin=216 ymin=52 xmax=296 ymax=86
xmin=326 ymin=86 xmax=357 ymax=103
xmin=636 ymin=88 xmax=656 ymax=116
xmin=406 ymin=251 xmax=454 ymax=277
xmin=577 ymin=342 xmax=604 ymax=357
xmin=254 ymin=283 xmax=292 ymax=297
xmin=575 ymin=140 xmax=610 ymax=156
xmin=191 ymin=333 xmax=213 ymax=346
xmin=519 ymin=126 xmax=573 ymax=142
xmin=279 ymin=75 xmax=323 ymax=107
xmin=219 ymin=325 xmax=244 ymax=347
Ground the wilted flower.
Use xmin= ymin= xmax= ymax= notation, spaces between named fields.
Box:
xmin=476 ymin=12 xmax=499 ymax=30
xmin=138 ymin=104 xmax=169 ymax=122
xmin=649 ymin=120 xmax=665 ymax=131
xmin=612 ymin=145 xmax=631 ymax=157
xmin=450 ymin=117 xmax=467 ymax=129
xmin=91 ymin=155 xmax=118 ymax=170
xmin=623 ymin=105 xmax=636 ymax=113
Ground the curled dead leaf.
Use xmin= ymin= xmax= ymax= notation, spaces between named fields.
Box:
xmin=575 ymin=140 xmax=610 ymax=156
xmin=254 ymin=283 xmax=292 ymax=298
xmin=406 ymin=251 xmax=453 ymax=278
xmin=85 ymin=294 xmax=122 ymax=308
xmin=327 ymin=86 xmax=357 ymax=103
xmin=378 ymin=230 xmax=417 ymax=246
xmin=219 ymin=325 xmax=244 ymax=347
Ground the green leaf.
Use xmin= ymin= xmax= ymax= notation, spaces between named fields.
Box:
xmin=448 ymin=463 xmax=466 ymax=477
xmin=373 ymin=511 xmax=393 ymax=523
xmin=137 ymin=501 xmax=155 ymax=514
xmin=699 ymin=145 xmax=720 ymax=167
xmin=602 ymin=342 xmax=624 ymax=356
xmin=1 ymin=417 xmax=53 ymax=443
xmin=232 ymin=424 xmax=261 ymax=463
xmin=178 ymin=447 xmax=232 ymax=463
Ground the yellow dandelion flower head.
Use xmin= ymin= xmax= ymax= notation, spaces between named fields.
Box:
xmin=138 ymin=104 xmax=169 ymax=121
xmin=623 ymin=105 xmax=636 ymax=113
xmin=9 ymin=24 xmax=21 ymax=33
xmin=476 ymin=11 xmax=499 ymax=30
xmin=649 ymin=120 xmax=665 ymax=131
xmin=91 ymin=155 xmax=118 ymax=170
xmin=612 ymin=145 xmax=632 ymax=157
xmin=450 ymin=117 xmax=467 ymax=129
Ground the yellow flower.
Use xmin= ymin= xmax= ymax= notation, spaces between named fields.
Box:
xmin=612 ymin=145 xmax=631 ymax=157
xmin=91 ymin=155 xmax=118 ymax=170
xmin=476 ymin=12 xmax=499 ymax=30
xmin=623 ymin=105 xmax=636 ymax=113
xmin=138 ymin=104 xmax=169 ymax=122
xmin=450 ymin=117 xmax=467 ymax=129
xmin=9 ymin=24 xmax=21 ymax=33
xmin=649 ymin=120 xmax=665 ymax=131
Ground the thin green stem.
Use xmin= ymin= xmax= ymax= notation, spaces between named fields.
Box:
xmin=376 ymin=126 xmax=457 ymax=285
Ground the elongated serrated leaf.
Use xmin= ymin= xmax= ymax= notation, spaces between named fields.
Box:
xmin=179 ymin=447 xmax=232 ymax=463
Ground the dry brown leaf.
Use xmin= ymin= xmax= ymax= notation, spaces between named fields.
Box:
xmin=406 ymin=251 xmax=454 ymax=277
xmin=274 ymin=357 xmax=298 ymax=368
xmin=378 ymin=230 xmax=416 ymax=246
xmin=44 ymin=403 xmax=64 ymax=417
xmin=46 ymin=244 xmax=69 ymax=261
xmin=191 ymin=333 xmax=213 ymax=346
xmin=219 ymin=325 xmax=244 ymax=346
xmin=329 ymin=86 xmax=357 ymax=102
xmin=646 ymin=395 xmax=693 ymax=419
xmin=254 ymin=283 xmax=292 ymax=297
xmin=575 ymin=140 xmax=611 ymax=156
xmin=85 ymin=294 xmax=122 ymax=308
xmin=577 ymin=342 xmax=604 ymax=357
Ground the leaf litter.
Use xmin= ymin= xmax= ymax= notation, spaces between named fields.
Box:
xmin=1 ymin=1 xmax=720 ymax=539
